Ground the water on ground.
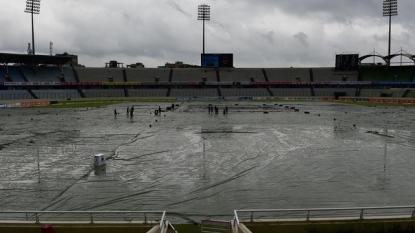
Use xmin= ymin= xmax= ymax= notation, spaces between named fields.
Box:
xmin=1 ymin=101 xmax=415 ymax=223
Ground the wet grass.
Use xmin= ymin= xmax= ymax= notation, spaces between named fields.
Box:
xmin=173 ymin=224 xmax=200 ymax=233
xmin=24 ymin=98 xmax=415 ymax=108
xmin=38 ymin=101 xmax=120 ymax=108
xmin=250 ymin=99 xmax=415 ymax=107
xmin=29 ymin=99 xmax=179 ymax=108
xmin=226 ymin=99 xmax=415 ymax=107
xmin=339 ymin=101 xmax=415 ymax=107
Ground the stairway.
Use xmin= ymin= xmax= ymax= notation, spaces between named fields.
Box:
xmin=27 ymin=89 xmax=38 ymax=99
xmin=201 ymin=220 xmax=231 ymax=233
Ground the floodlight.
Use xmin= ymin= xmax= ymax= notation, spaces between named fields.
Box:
xmin=24 ymin=0 xmax=41 ymax=55
xmin=383 ymin=0 xmax=398 ymax=61
xmin=198 ymin=4 xmax=210 ymax=54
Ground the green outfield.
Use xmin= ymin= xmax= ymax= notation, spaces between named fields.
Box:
xmin=21 ymin=98 xmax=415 ymax=109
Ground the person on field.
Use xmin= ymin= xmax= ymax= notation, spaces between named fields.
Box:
xmin=130 ymin=105 xmax=134 ymax=117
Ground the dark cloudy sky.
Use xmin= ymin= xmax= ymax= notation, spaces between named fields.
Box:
xmin=1 ymin=0 xmax=414 ymax=68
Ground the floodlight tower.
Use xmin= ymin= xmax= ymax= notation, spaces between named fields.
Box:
xmin=24 ymin=0 xmax=41 ymax=55
xmin=198 ymin=4 xmax=210 ymax=54
xmin=383 ymin=0 xmax=397 ymax=63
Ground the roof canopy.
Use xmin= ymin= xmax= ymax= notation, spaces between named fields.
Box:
xmin=359 ymin=50 xmax=415 ymax=64
xmin=0 ymin=53 xmax=72 ymax=65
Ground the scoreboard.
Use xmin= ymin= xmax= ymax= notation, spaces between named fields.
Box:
xmin=335 ymin=54 xmax=359 ymax=71
xmin=201 ymin=54 xmax=233 ymax=68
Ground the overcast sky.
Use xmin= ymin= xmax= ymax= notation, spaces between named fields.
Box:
xmin=0 ymin=0 xmax=414 ymax=68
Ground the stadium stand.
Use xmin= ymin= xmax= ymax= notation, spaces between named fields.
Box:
xmin=313 ymin=68 xmax=358 ymax=82
xmin=0 ymin=67 xmax=9 ymax=82
xmin=76 ymin=68 xmax=124 ymax=82
xmin=2 ymin=61 xmax=415 ymax=101
xmin=82 ymin=89 xmax=125 ymax=98
xmin=125 ymin=68 xmax=170 ymax=82
xmin=360 ymin=66 xmax=414 ymax=81
xmin=128 ymin=88 xmax=168 ymax=97
xmin=360 ymin=89 xmax=387 ymax=97
xmin=171 ymin=68 xmax=217 ymax=82
xmin=313 ymin=88 xmax=356 ymax=97
xmin=405 ymin=89 xmax=415 ymax=98
xmin=221 ymin=88 xmax=269 ymax=97
xmin=170 ymin=88 xmax=218 ymax=97
xmin=10 ymin=67 xmax=26 ymax=82
xmin=0 ymin=90 xmax=33 ymax=100
xmin=63 ymin=67 xmax=77 ymax=82
xmin=271 ymin=88 xmax=312 ymax=97
xmin=32 ymin=89 xmax=82 ymax=99
xmin=388 ymin=88 xmax=407 ymax=98
xmin=219 ymin=68 xmax=265 ymax=82
xmin=0 ymin=66 xmax=25 ymax=82
xmin=265 ymin=68 xmax=310 ymax=82
xmin=20 ymin=66 xmax=63 ymax=82
xmin=363 ymin=88 xmax=411 ymax=98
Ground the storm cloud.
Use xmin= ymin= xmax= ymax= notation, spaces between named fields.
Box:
xmin=1 ymin=0 xmax=414 ymax=67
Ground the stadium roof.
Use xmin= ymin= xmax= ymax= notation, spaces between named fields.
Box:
xmin=359 ymin=50 xmax=415 ymax=64
xmin=0 ymin=53 xmax=72 ymax=65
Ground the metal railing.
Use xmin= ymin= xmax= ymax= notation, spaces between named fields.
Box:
xmin=0 ymin=210 xmax=166 ymax=229
xmin=234 ymin=206 xmax=415 ymax=232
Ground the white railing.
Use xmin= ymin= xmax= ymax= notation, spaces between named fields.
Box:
xmin=234 ymin=206 xmax=415 ymax=232
xmin=0 ymin=211 xmax=166 ymax=228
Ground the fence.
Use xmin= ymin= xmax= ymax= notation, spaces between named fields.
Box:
xmin=234 ymin=206 xmax=415 ymax=232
